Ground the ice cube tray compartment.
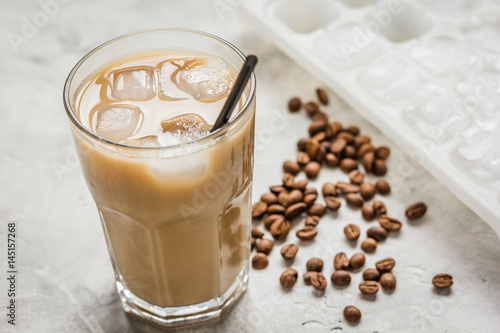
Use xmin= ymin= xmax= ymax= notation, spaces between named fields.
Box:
xmin=273 ymin=0 xmax=340 ymax=34
xmin=241 ymin=0 xmax=500 ymax=235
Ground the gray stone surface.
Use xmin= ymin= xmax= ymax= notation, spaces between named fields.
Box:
xmin=1 ymin=0 xmax=499 ymax=332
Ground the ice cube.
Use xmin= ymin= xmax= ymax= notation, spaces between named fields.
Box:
xmin=158 ymin=58 xmax=193 ymax=101
xmin=148 ymin=153 xmax=209 ymax=181
xmin=94 ymin=104 xmax=143 ymax=142
xmin=313 ymin=23 xmax=381 ymax=70
xmin=463 ymin=15 xmax=500 ymax=54
xmin=410 ymin=37 xmax=477 ymax=76
xmin=161 ymin=113 xmax=210 ymax=143
xmin=357 ymin=55 xmax=424 ymax=104
xmin=110 ymin=66 xmax=156 ymax=101
xmin=122 ymin=135 xmax=160 ymax=147
xmin=454 ymin=65 xmax=500 ymax=116
xmin=451 ymin=130 xmax=500 ymax=182
xmin=423 ymin=0 xmax=475 ymax=20
xmin=166 ymin=57 xmax=234 ymax=103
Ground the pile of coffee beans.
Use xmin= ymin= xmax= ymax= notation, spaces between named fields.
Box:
xmin=251 ymin=88 xmax=450 ymax=326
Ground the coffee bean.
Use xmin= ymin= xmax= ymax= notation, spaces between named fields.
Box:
xmin=261 ymin=192 xmax=278 ymax=205
xmin=360 ymin=182 xmax=375 ymax=200
xmin=354 ymin=135 xmax=371 ymax=148
xmin=334 ymin=252 xmax=349 ymax=270
xmin=309 ymin=121 xmax=327 ymax=137
xmin=357 ymin=143 xmax=375 ymax=158
xmin=270 ymin=218 xmax=291 ymax=240
xmin=349 ymin=253 xmax=366 ymax=270
xmin=306 ymin=258 xmax=324 ymax=272
xmin=375 ymin=258 xmax=395 ymax=273
xmin=373 ymin=201 xmax=387 ymax=215
xmin=313 ymin=131 xmax=327 ymax=143
xmin=361 ymin=204 xmax=375 ymax=221
xmin=324 ymin=126 xmax=335 ymax=140
xmin=373 ymin=159 xmax=387 ymax=175
xmin=306 ymin=139 xmax=320 ymax=160
xmin=297 ymin=151 xmax=311 ymax=166
xmin=432 ymin=274 xmax=453 ymax=288
xmin=362 ymin=151 xmax=374 ymax=173
xmin=278 ymin=191 xmax=291 ymax=207
xmin=252 ymin=201 xmax=268 ymax=218
xmin=251 ymin=226 xmax=264 ymax=238
xmin=405 ymin=202 xmax=427 ymax=220
xmin=296 ymin=226 xmax=317 ymax=240
xmin=345 ymin=125 xmax=360 ymax=136
xmin=325 ymin=153 xmax=339 ymax=167
xmin=280 ymin=268 xmax=298 ymax=288
xmin=304 ymin=161 xmax=321 ymax=179
xmin=346 ymin=193 xmax=365 ymax=207
xmin=251 ymin=237 xmax=256 ymax=250
xmin=293 ymin=179 xmax=309 ymax=191
xmin=325 ymin=196 xmax=341 ymax=211
xmin=331 ymin=270 xmax=351 ymax=286
xmin=308 ymin=203 xmax=326 ymax=216
xmin=252 ymin=253 xmax=268 ymax=269
xmin=359 ymin=280 xmax=379 ymax=295
xmin=267 ymin=204 xmax=285 ymax=215
xmin=363 ymin=268 xmax=380 ymax=281
xmin=367 ymin=226 xmax=388 ymax=241
xmin=283 ymin=160 xmax=300 ymax=175
xmin=279 ymin=190 xmax=300 ymax=207
xmin=285 ymin=202 xmax=307 ymax=220
xmin=361 ymin=238 xmax=377 ymax=253
xmin=305 ymin=215 xmax=320 ymax=227
xmin=336 ymin=182 xmax=360 ymax=194
xmin=304 ymin=187 xmax=318 ymax=196
xmin=313 ymin=111 xmax=329 ymax=124
xmin=380 ymin=273 xmax=397 ymax=290
xmin=344 ymin=224 xmax=360 ymax=241
xmin=297 ymin=138 xmax=308 ymax=152
xmin=325 ymin=134 xmax=336 ymax=147
xmin=344 ymin=145 xmax=357 ymax=158
xmin=343 ymin=306 xmax=361 ymax=324
xmin=256 ymin=238 xmax=274 ymax=255
xmin=303 ymin=271 xmax=316 ymax=285
xmin=282 ymin=173 xmax=295 ymax=188
xmin=322 ymin=183 xmax=337 ymax=197
xmin=316 ymin=88 xmax=329 ymax=105
xmin=329 ymin=121 xmax=343 ymax=136
xmin=281 ymin=244 xmax=299 ymax=260
xmin=379 ymin=215 xmax=402 ymax=231
xmin=303 ymin=193 xmax=318 ymax=206
xmin=340 ymin=158 xmax=358 ymax=173
xmin=330 ymin=138 xmax=347 ymax=154
xmin=304 ymin=101 xmax=320 ymax=116
xmin=375 ymin=180 xmax=391 ymax=195
xmin=310 ymin=272 xmax=328 ymax=291
xmin=288 ymin=97 xmax=301 ymax=112
xmin=375 ymin=146 xmax=390 ymax=160
xmin=349 ymin=169 xmax=365 ymax=185
xmin=289 ymin=189 xmax=304 ymax=203
xmin=269 ymin=185 xmax=286 ymax=195
xmin=337 ymin=131 xmax=354 ymax=144
xmin=264 ymin=214 xmax=284 ymax=229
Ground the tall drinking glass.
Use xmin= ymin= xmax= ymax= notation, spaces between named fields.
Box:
xmin=63 ymin=29 xmax=256 ymax=327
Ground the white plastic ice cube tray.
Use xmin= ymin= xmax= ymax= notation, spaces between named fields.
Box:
xmin=241 ymin=0 xmax=500 ymax=235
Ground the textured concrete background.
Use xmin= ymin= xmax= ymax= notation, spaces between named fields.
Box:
xmin=0 ymin=0 xmax=499 ymax=332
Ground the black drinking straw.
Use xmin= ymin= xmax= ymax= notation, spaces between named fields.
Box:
xmin=211 ymin=55 xmax=258 ymax=132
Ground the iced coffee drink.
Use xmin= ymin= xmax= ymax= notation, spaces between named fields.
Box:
xmin=63 ymin=29 xmax=256 ymax=327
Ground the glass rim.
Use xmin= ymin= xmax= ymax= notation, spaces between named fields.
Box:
xmin=63 ymin=27 xmax=256 ymax=150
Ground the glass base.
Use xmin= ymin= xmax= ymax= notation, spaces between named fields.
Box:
xmin=117 ymin=265 xmax=249 ymax=328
